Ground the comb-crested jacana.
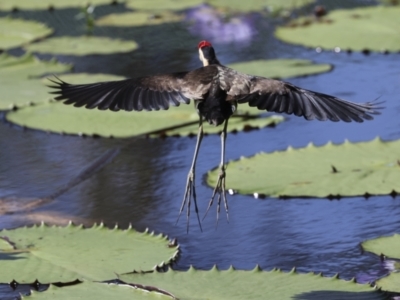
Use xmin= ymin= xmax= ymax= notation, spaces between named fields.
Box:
xmin=49 ymin=40 xmax=381 ymax=231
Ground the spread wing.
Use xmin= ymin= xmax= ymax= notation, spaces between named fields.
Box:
xmin=218 ymin=67 xmax=381 ymax=122
xmin=48 ymin=67 xmax=218 ymax=111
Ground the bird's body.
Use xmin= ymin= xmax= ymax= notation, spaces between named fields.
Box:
xmin=49 ymin=41 xmax=381 ymax=231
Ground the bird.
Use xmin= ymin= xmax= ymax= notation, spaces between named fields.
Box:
xmin=48 ymin=40 xmax=381 ymax=231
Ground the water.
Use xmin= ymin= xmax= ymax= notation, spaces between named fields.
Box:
xmin=1 ymin=1 xmax=400 ymax=298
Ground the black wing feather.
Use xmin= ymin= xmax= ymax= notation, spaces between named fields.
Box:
xmin=48 ymin=67 xmax=218 ymax=112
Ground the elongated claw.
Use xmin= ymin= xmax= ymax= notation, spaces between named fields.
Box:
xmin=203 ymin=119 xmax=230 ymax=227
xmin=176 ymin=170 xmax=202 ymax=232
xmin=176 ymin=118 xmax=204 ymax=232
xmin=203 ymin=167 xmax=229 ymax=226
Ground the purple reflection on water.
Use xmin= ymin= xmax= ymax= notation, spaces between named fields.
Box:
xmin=185 ymin=4 xmax=257 ymax=46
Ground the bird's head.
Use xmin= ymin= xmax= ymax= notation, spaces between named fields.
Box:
xmin=198 ymin=40 xmax=220 ymax=66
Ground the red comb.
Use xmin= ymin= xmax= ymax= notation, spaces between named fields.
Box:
xmin=198 ymin=40 xmax=212 ymax=49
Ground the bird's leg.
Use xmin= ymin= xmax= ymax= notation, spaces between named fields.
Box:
xmin=204 ymin=119 xmax=229 ymax=225
xmin=176 ymin=118 xmax=203 ymax=232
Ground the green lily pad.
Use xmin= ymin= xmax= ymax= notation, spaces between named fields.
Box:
xmin=125 ymin=0 xmax=203 ymax=11
xmin=227 ymin=59 xmax=331 ymax=79
xmin=164 ymin=114 xmax=283 ymax=136
xmin=0 ymin=223 xmax=179 ymax=283
xmin=362 ymin=234 xmax=400 ymax=259
xmin=5 ymin=57 xmax=329 ymax=137
xmin=0 ymin=0 xmax=123 ymax=10
xmin=0 ymin=18 xmax=52 ymax=51
xmin=207 ymin=138 xmax=400 ymax=198
xmin=207 ymin=0 xmax=315 ymax=12
xmin=275 ymin=6 xmax=400 ymax=52
xmin=25 ymin=36 xmax=138 ymax=56
xmin=119 ymin=266 xmax=385 ymax=300
xmin=375 ymin=273 xmax=400 ymax=293
xmin=96 ymin=11 xmax=183 ymax=27
xmin=0 ymin=53 xmax=71 ymax=110
xmin=22 ymin=281 xmax=172 ymax=300
xmin=6 ymin=97 xmax=283 ymax=137
xmin=362 ymin=234 xmax=400 ymax=293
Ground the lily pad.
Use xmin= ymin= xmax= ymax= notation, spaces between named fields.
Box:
xmin=375 ymin=273 xmax=400 ymax=293
xmin=25 ymin=36 xmax=138 ymax=56
xmin=6 ymin=96 xmax=283 ymax=137
xmin=207 ymin=0 xmax=315 ymax=12
xmin=362 ymin=234 xmax=400 ymax=260
xmin=96 ymin=11 xmax=183 ymax=27
xmin=0 ymin=53 xmax=71 ymax=110
xmin=0 ymin=18 xmax=52 ymax=51
xmin=0 ymin=0 xmax=122 ymax=11
xmin=227 ymin=59 xmax=331 ymax=79
xmin=165 ymin=114 xmax=283 ymax=136
xmin=22 ymin=281 xmax=172 ymax=300
xmin=362 ymin=234 xmax=400 ymax=293
xmin=207 ymin=138 xmax=400 ymax=198
xmin=275 ymin=6 xmax=400 ymax=52
xmin=0 ymin=223 xmax=179 ymax=283
xmin=125 ymin=0 xmax=203 ymax=11
xmin=5 ymin=57 xmax=330 ymax=137
xmin=119 ymin=266 xmax=385 ymax=300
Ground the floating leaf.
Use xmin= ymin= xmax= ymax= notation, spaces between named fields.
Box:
xmin=125 ymin=0 xmax=203 ymax=11
xmin=0 ymin=0 xmax=123 ymax=11
xmin=275 ymin=6 xmax=400 ymax=52
xmin=0 ymin=18 xmax=52 ymax=51
xmin=208 ymin=138 xmax=400 ymax=198
xmin=25 ymin=36 xmax=138 ymax=56
xmin=362 ymin=234 xmax=400 ymax=260
xmin=375 ymin=273 xmax=400 ymax=293
xmin=362 ymin=234 xmax=400 ymax=292
xmin=0 ymin=53 xmax=71 ymax=110
xmin=97 ymin=11 xmax=183 ymax=27
xmin=6 ymin=97 xmax=283 ymax=137
xmin=21 ymin=281 xmax=172 ymax=300
xmin=5 ymin=57 xmax=329 ymax=137
xmin=0 ymin=223 xmax=179 ymax=283
xmin=164 ymin=114 xmax=283 ymax=136
xmin=119 ymin=267 xmax=385 ymax=300
xmin=207 ymin=0 xmax=314 ymax=12
xmin=228 ymin=59 xmax=331 ymax=79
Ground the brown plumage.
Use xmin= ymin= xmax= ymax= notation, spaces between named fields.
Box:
xmin=49 ymin=40 xmax=381 ymax=231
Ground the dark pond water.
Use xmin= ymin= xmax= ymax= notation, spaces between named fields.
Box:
xmin=1 ymin=0 xmax=400 ymax=298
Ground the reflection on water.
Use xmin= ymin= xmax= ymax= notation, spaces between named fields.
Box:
xmin=1 ymin=1 xmax=400 ymax=298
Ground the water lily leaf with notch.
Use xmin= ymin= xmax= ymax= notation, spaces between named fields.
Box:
xmin=6 ymin=73 xmax=200 ymax=137
xmin=362 ymin=234 xmax=400 ymax=293
xmin=164 ymin=113 xmax=283 ymax=136
xmin=228 ymin=59 xmax=331 ymax=79
xmin=126 ymin=0 xmax=203 ymax=11
xmin=207 ymin=0 xmax=315 ymax=12
xmin=207 ymin=138 xmax=400 ymax=198
xmin=0 ymin=223 xmax=179 ymax=284
xmin=0 ymin=0 xmax=124 ymax=10
xmin=275 ymin=6 xmax=400 ymax=52
xmin=0 ymin=53 xmax=71 ymax=110
xmin=96 ymin=11 xmax=183 ymax=27
xmin=362 ymin=234 xmax=400 ymax=260
xmin=6 ymin=99 xmax=283 ymax=137
xmin=6 ymin=57 xmax=330 ymax=137
xmin=119 ymin=266 xmax=385 ymax=300
xmin=25 ymin=36 xmax=138 ymax=56
xmin=0 ymin=18 xmax=52 ymax=51
xmin=21 ymin=281 xmax=172 ymax=300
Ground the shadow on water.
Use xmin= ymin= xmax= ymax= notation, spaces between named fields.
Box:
xmin=293 ymin=290 xmax=385 ymax=300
